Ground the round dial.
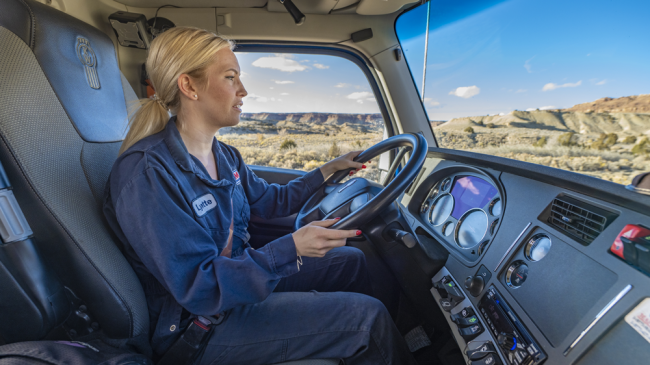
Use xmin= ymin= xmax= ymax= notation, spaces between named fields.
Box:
xmin=440 ymin=178 xmax=452 ymax=191
xmin=505 ymin=261 xmax=528 ymax=288
xmin=429 ymin=194 xmax=454 ymax=226
xmin=525 ymin=234 xmax=552 ymax=262
xmin=490 ymin=198 xmax=503 ymax=216
xmin=456 ymin=209 xmax=488 ymax=249
xmin=443 ymin=221 xmax=455 ymax=236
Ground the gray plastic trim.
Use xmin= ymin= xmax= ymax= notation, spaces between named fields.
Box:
xmin=0 ymin=189 xmax=33 ymax=243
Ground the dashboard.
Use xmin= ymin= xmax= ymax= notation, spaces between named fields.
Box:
xmin=399 ymin=149 xmax=650 ymax=365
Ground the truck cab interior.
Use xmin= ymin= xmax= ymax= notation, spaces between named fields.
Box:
xmin=0 ymin=0 xmax=649 ymax=364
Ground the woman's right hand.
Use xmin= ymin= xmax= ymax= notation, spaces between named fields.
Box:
xmin=292 ymin=218 xmax=361 ymax=257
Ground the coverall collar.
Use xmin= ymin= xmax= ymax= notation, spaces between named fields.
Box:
xmin=163 ymin=116 xmax=232 ymax=188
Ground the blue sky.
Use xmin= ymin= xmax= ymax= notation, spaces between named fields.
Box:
xmin=397 ymin=0 xmax=650 ymax=120
xmin=235 ymin=52 xmax=380 ymax=114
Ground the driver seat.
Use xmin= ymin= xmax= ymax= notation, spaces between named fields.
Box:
xmin=0 ymin=1 xmax=338 ymax=364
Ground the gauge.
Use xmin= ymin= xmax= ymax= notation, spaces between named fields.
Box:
xmin=420 ymin=201 xmax=429 ymax=213
xmin=506 ymin=261 xmax=528 ymax=288
xmin=490 ymin=198 xmax=502 ymax=216
xmin=490 ymin=219 xmax=499 ymax=235
xmin=441 ymin=178 xmax=452 ymax=192
xmin=429 ymin=194 xmax=454 ymax=226
xmin=525 ymin=234 xmax=552 ymax=262
xmin=456 ymin=209 xmax=488 ymax=249
xmin=443 ymin=221 xmax=455 ymax=236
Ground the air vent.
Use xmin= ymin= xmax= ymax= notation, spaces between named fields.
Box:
xmin=541 ymin=195 xmax=617 ymax=245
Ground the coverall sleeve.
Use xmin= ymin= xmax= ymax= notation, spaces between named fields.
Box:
xmin=114 ymin=166 xmax=299 ymax=316
xmin=231 ymin=148 xmax=325 ymax=219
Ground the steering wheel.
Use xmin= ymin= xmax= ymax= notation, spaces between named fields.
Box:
xmin=294 ymin=133 xmax=428 ymax=231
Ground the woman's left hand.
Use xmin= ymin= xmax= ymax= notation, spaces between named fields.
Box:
xmin=319 ymin=150 xmax=370 ymax=180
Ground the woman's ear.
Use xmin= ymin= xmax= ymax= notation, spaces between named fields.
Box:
xmin=177 ymin=74 xmax=199 ymax=101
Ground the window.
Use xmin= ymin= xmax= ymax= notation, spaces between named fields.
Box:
xmin=220 ymin=51 xmax=385 ymax=183
xmin=397 ymin=0 xmax=650 ymax=185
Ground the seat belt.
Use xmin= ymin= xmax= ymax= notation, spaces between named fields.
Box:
xmin=157 ymin=200 xmax=234 ymax=365
xmin=156 ymin=314 xmax=224 ymax=365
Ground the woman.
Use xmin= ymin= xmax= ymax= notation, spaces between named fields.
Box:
xmin=103 ymin=27 xmax=416 ymax=365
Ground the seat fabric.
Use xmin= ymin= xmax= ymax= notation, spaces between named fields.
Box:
xmin=0 ymin=1 xmax=344 ymax=363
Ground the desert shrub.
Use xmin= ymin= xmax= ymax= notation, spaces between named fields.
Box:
xmin=278 ymin=128 xmax=288 ymax=136
xmin=622 ymin=136 xmax=637 ymax=144
xmin=591 ymin=133 xmax=618 ymax=150
xmin=303 ymin=160 xmax=322 ymax=171
xmin=328 ymin=141 xmax=341 ymax=157
xmin=280 ymin=139 xmax=297 ymax=150
xmin=476 ymin=121 xmax=484 ymax=126
xmin=256 ymin=134 xmax=265 ymax=143
xmin=485 ymin=123 xmax=495 ymax=129
xmin=558 ymin=132 xmax=576 ymax=146
xmin=464 ymin=127 xmax=475 ymax=134
xmin=354 ymin=140 xmax=364 ymax=148
xmin=632 ymin=138 xmax=650 ymax=155
xmin=533 ymin=136 xmax=548 ymax=147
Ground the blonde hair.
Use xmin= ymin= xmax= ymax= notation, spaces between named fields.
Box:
xmin=119 ymin=27 xmax=234 ymax=154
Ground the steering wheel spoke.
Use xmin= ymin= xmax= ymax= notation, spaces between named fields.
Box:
xmin=294 ymin=133 xmax=428 ymax=231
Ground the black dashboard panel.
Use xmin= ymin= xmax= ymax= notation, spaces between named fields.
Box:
xmin=401 ymin=148 xmax=650 ymax=365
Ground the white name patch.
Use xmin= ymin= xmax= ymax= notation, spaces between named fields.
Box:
xmin=625 ymin=298 xmax=650 ymax=345
xmin=192 ymin=193 xmax=217 ymax=217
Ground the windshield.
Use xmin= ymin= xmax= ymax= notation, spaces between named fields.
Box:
xmin=396 ymin=0 xmax=650 ymax=185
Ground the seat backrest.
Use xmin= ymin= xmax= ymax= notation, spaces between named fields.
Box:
xmin=0 ymin=0 xmax=148 ymax=351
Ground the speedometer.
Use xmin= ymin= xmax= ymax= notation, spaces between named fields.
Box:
xmin=456 ymin=209 xmax=488 ymax=249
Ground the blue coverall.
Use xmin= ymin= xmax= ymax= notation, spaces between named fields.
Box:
xmin=103 ymin=117 xmax=416 ymax=364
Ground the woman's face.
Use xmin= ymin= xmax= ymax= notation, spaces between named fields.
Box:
xmin=196 ymin=47 xmax=247 ymax=128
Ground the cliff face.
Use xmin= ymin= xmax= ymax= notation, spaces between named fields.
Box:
xmin=437 ymin=95 xmax=650 ymax=135
xmin=240 ymin=113 xmax=383 ymax=126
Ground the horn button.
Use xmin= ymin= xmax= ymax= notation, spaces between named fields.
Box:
xmin=319 ymin=178 xmax=374 ymax=215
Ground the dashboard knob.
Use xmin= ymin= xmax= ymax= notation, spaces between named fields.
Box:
xmin=497 ymin=332 xmax=517 ymax=351
xmin=464 ymin=275 xmax=485 ymax=297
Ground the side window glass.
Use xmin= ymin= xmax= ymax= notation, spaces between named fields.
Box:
xmin=222 ymin=52 xmax=385 ymax=183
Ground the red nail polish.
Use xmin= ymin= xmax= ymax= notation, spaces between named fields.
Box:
xmin=362 ymin=165 xmax=367 ymax=169
xmin=334 ymin=217 xmax=341 ymax=220
xmin=356 ymin=230 xmax=362 ymax=236
xmin=349 ymin=171 xmax=354 ymax=176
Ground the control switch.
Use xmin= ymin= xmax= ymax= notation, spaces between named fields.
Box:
xmin=465 ymin=341 xmax=497 ymax=361
xmin=459 ymin=323 xmax=484 ymax=342
xmin=470 ymin=353 xmax=502 ymax=365
xmin=450 ymin=307 xmax=475 ymax=323
xmin=434 ymin=276 xmax=465 ymax=312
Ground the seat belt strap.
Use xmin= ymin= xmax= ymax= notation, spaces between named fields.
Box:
xmin=157 ymin=315 xmax=222 ymax=365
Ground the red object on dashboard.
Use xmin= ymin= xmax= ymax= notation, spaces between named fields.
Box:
xmin=611 ymin=224 xmax=650 ymax=260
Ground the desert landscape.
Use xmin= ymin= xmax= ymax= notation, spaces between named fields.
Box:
xmin=219 ymin=95 xmax=650 ymax=186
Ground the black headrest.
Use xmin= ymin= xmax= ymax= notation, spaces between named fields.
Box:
xmin=0 ymin=0 xmax=129 ymax=143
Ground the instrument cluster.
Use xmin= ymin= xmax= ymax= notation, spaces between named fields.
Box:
xmin=419 ymin=171 xmax=504 ymax=262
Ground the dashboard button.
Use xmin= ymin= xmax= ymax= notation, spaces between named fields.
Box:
xmin=466 ymin=341 xmax=497 ymax=361
xmin=454 ymin=315 xmax=480 ymax=327
xmin=459 ymin=323 xmax=484 ymax=341
xmin=470 ymin=353 xmax=501 ymax=365
xmin=451 ymin=307 xmax=475 ymax=321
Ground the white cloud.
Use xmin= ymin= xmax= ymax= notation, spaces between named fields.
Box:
xmin=347 ymin=91 xmax=374 ymax=100
xmin=313 ymin=63 xmax=329 ymax=69
xmin=449 ymin=85 xmax=480 ymax=99
xmin=252 ymin=55 xmax=308 ymax=72
xmin=240 ymin=71 xmax=248 ymax=79
xmin=335 ymin=83 xmax=351 ymax=88
xmin=281 ymin=92 xmax=289 ymax=95
xmin=524 ymin=57 xmax=535 ymax=73
xmin=424 ymin=98 xmax=441 ymax=106
xmin=542 ymin=80 xmax=582 ymax=91
xmin=274 ymin=80 xmax=294 ymax=84
xmin=596 ymin=79 xmax=607 ymax=85
xmin=526 ymin=106 xmax=556 ymax=111
xmin=515 ymin=89 xmax=527 ymax=93
xmin=244 ymin=93 xmax=268 ymax=102
xmin=356 ymin=100 xmax=364 ymax=104
xmin=367 ymin=98 xmax=376 ymax=102
xmin=269 ymin=87 xmax=274 ymax=89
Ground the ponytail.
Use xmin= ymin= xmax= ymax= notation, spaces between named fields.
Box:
xmin=119 ymin=27 xmax=234 ymax=155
